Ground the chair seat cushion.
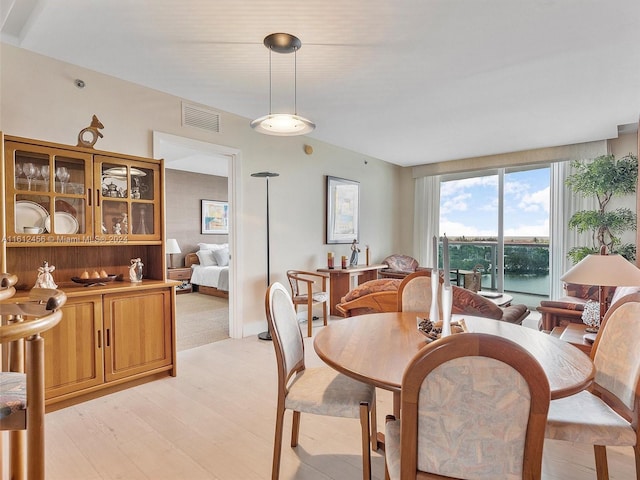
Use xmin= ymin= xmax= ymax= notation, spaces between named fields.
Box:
xmin=545 ymin=390 xmax=636 ymax=446
xmin=286 ymin=366 xmax=375 ymax=419
xmin=0 ymin=372 xmax=26 ymax=419
xmin=293 ymin=292 xmax=329 ymax=304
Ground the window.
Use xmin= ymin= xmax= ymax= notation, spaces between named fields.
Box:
xmin=439 ymin=166 xmax=550 ymax=305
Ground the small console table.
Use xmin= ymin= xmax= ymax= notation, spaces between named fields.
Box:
xmin=317 ymin=264 xmax=387 ymax=315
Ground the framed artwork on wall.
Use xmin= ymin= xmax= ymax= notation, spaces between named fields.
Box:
xmin=326 ymin=175 xmax=359 ymax=244
xmin=201 ymin=199 xmax=229 ymax=234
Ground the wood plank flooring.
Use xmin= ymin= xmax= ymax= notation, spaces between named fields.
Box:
xmin=42 ymin=334 xmax=635 ymax=479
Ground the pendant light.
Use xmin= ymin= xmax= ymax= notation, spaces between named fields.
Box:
xmin=251 ymin=33 xmax=315 ymax=136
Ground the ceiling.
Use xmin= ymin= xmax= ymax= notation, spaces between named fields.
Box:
xmin=2 ymin=0 xmax=639 ymax=167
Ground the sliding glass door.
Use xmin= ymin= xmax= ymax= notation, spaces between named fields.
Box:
xmin=439 ymin=166 xmax=550 ymax=306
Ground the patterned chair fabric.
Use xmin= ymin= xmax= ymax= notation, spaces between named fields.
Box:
xmin=265 ymin=282 xmax=377 ymax=480
xmin=379 ymin=254 xmax=422 ymax=278
xmin=341 ymin=278 xmax=401 ymax=303
xmin=0 ymin=372 xmax=26 ymax=419
xmin=385 ymin=333 xmax=550 ymax=480
xmin=545 ymin=297 xmax=640 ymax=479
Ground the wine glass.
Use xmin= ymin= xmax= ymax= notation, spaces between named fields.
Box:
xmin=23 ymin=162 xmax=36 ymax=191
xmin=55 ymin=166 xmax=70 ymax=194
xmin=40 ymin=165 xmax=50 ymax=191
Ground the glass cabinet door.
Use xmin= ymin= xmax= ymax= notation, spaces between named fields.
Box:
xmin=95 ymin=156 xmax=160 ymax=241
xmin=5 ymin=142 xmax=92 ymax=240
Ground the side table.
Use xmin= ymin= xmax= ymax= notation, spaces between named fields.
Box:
xmin=550 ymin=323 xmax=593 ymax=355
xmin=167 ymin=267 xmax=192 ymax=294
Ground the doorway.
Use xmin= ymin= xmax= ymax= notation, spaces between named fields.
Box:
xmin=153 ymin=131 xmax=240 ymax=340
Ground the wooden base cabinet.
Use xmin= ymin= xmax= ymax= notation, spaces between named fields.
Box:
xmin=43 ymin=287 xmax=174 ymax=407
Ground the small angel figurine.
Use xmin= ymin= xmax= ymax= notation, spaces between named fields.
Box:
xmin=349 ymin=239 xmax=360 ymax=266
xmin=129 ymin=258 xmax=143 ymax=283
xmin=34 ymin=261 xmax=58 ymax=289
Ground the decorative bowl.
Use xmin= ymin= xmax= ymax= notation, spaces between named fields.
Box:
xmin=71 ymin=274 xmax=117 ymax=285
xmin=417 ymin=318 xmax=467 ymax=342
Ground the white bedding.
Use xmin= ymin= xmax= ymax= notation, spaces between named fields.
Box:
xmin=190 ymin=265 xmax=229 ymax=291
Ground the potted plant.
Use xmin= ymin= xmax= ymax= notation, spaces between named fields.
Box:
xmin=565 ymin=153 xmax=638 ymax=263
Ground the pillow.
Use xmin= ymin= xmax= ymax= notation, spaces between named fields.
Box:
xmin=196 ymin=249 xmax=217 ymax=266
xmin=211 ymin=247 xmax=229 ymax=267
xmin=611 ymin=285 xmax=640 ymax=306
xmin=197 ymin=243 xmax=227 ymax=252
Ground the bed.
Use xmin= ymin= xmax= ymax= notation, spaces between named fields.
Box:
xmin=184 ymin=243 xmax=229 ymax=298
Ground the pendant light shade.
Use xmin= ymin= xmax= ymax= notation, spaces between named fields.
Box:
xmin=251 ymin=33 xmax=315 ymax=136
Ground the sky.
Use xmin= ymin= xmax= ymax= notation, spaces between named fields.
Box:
xmin=440 ymin=167 xmax=550 ymax=239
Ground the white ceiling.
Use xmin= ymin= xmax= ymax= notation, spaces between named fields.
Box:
xmin=2 ymin=0 xmax=639 ymax=167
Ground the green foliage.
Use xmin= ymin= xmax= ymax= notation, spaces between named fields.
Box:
xmin=565 ymin=153 xmax=637 ymax=262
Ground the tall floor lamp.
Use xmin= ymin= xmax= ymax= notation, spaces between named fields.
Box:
xmin=252 ymin=171 xmax=280 ymax=341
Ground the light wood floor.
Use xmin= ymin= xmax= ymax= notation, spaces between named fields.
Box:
xmin=43 ymin=334 xmax=635 ymax=479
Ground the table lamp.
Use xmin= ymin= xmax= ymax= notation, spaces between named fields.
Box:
xmin=166 ymin=239 xmax=181 ymax=268
xmin=560 ymin=248 xmax=640 ymax=327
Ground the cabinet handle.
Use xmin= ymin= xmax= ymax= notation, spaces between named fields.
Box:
xmin=88 ymin=187 xmax=92 ymax=206
xmin=106 ymin=328 xmax=110 ymax=347
xmin=96 ymin=189 xmax=101 ymax=207
xmin=97 ymin=330 xmax=102 ymax=348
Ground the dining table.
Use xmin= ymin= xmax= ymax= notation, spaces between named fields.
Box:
xmin=313 ymin=312 xmax=596 ymax=420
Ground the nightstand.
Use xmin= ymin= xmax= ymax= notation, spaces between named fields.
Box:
xmin=167 ymin=267 xmax=192 ymax=294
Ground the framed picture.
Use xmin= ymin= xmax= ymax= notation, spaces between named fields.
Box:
xmin=326 ymin=176 xmax=359 ymax=244
xmin=201 ymin=199 xmax=229 ymax=234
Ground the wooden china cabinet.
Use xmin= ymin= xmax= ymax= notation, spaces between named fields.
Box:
xmin=0 ymin=133 xmax=177 ymax=410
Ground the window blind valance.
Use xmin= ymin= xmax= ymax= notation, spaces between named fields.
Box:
xmin=411 ymin=140 xmax=607 ymax=179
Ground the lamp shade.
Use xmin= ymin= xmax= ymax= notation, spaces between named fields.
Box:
xmin=560 ymin=254 xmax=640 ymax=287
xmin=166 ymin=238 xmax=181 ymax=255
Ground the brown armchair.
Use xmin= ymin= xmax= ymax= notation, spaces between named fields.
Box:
xmin=286 ymin=270 xmax=329 ymax=337
xmin=378 ymin=254 xmax=426 ymax=279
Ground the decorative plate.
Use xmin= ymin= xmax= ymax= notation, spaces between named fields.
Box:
xmin=45 ymin=212 xmax=79 ymax=234
xmin=15 ymin=200 xmax=48 ymax=232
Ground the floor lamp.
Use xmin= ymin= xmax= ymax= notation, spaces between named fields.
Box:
xmin=252 ymin=171 xmax=279 ymax=341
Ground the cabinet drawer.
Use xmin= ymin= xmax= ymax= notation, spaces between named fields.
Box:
xmin=167 ymin=268 xmax=191 ymax=280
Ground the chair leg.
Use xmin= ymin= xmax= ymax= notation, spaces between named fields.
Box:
xmin=26 ymin=335 xmax=46 ymax=480
xmin=359 ymin=402 xmax=372 ymax=480
xmin=594 ymin=445 xmax=609 ymax=480
xmin=291 ymin=410 xmax=301 ymax=447
xmin=307 ymin=298 xmax=313 ymax=337
xmin=272 ymin=406 xmax=286 ymax=480
xmin=322 ymin=301 xmax=327 ymax=327
xmin=370 ymin=392 xmax=378 ymax=451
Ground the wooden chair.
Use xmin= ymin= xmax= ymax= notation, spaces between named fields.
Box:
xmin=384 ymin=333 xmax=550 ymax=480
xmin=545 ymin=292 xmax=640 ymax=480
xmin=265 ymin=282 xmax=376 ymax=480
xmin=286 ymin=270 xmax=329 ymax=337
xmin=397 ymin=270 xmax=442 ymax=314
xmin=0 ymin=286 xmax=67 ymax=480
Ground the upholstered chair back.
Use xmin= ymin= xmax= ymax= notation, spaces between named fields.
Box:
xmin=592 ymin=300 xmax=640 ymax=411
xmin=267 ymin=283 xmax=305 ymax=389
xmin=398 ymin=270 xmax=442 ymax=316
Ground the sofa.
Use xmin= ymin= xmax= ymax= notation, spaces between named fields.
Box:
xmin=336 ymin=278 xmax=530 ymax=324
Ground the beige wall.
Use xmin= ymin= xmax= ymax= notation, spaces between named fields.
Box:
xmin=0 ymin=44 xmax=408 ymax=336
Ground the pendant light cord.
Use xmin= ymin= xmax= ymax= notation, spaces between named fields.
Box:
xmin=294 ymin=46 xmax=298 ymax=115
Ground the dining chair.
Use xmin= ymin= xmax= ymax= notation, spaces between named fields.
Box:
xmin=265 ymin=282 xmax=376 ymax=480
xmin=385 ymin=333 xmax=550 ymax=480
xmin=397 ymin=270 xmax=441 ymax=314
xmin=0 ymin=286 xmax=67 ymax=480
xmin=545 ymin=292 xmax=640 ymax=480
xmin=286 ymin=270 xmax=329 ymax=337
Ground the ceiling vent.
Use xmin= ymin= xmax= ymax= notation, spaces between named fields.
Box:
xmin=182 ymin=103 xmax=221 ymax=133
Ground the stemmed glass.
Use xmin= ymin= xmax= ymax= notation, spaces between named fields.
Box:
xmin=23 ymin=162 xmax=37 ymax=191
xmin=40 ymin=165 xmax=50 ymax=191
xmin=55 ymin=166 xmax=70 ymax=194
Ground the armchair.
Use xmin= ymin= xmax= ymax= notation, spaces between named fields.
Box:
xmin=286 ymin=270 xmax=329 ymax=337
xmin=378 ymin=254 xmax=425 ymax=279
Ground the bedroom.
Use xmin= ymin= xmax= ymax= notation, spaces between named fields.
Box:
xmin=164 ymin=144 xmax=230 ymax=345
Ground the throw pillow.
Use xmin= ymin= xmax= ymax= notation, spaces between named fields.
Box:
xmin=196 ymin=249 xmax=217 ymax=266
xmin=197 ymin=243 xmax=227 ymax=252
xmin=211 ymin=247 xmax=229 ymax=267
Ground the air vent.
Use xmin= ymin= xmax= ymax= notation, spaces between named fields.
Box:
xmin=182 ymin=103 xmax=221 ymax=133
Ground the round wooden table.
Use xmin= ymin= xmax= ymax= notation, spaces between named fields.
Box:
xmin=314 ymin=312 xmax=595 ymax=416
